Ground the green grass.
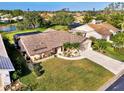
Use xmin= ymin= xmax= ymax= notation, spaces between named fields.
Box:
xmin=0 ymin=27 xmax=46 ymax=44
xmin=104 ymin=46 xmax=124 ymax=62
xmin=51 ymin=25 xmax=69 ymax=31
xmin=20 ymin=58 xmax=114 ymax=91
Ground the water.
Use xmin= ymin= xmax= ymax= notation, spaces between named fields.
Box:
xmin=0 ymin=25 xmax=16 ymax=32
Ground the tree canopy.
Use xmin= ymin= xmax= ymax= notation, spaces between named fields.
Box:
xmin=111 ymin=32 xmax=124 ymax=48
xmin=92 ymin=39 xmax=110 ymax=52
xmin=83 ymin=14 xmax=93 ymax=24
xmin=17 ymin=11 xmax=44 ymax=30
xmin=105 ymin=2 xmax=124 ymax=11
xmin=50 ymin=12 xmax=74 ymax=25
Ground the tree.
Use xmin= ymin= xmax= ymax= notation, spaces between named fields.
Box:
xmin=5 ymin=14 xmax=13 ymax=23
xmin=119 ymin=17 xmax=124 ymax=32
xmin=120 ymin=19 xmax=124 ymax=32
xmin=16 ymin=21 xmax=28 ymax=30
xmin=83 ymin=14 xmax=93 ymax=24
xmin=107 ymin=13 xmax=124 ymax=28
xmin=111 ymin=32 xmax=124 ymax=49
xmin=95 ymin=14 xmax=107 ymax=22
xmin=92 ymin=39 xmax=110 ymax=52
xmin=12 ymin=9 xmax=24 ymax=17
xmin=24 ymin=12 xmax=43 ymax=28
xmin=104 ymin=2 xmax=124 ymax=11
xmin=50 ymin=11 xmax=74 ymax=25
xmin=17 ymin=11 xmax=44 ymax=30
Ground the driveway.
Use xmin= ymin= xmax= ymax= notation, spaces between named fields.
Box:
xmin=81 ymin=50 xmax=124 ymax=75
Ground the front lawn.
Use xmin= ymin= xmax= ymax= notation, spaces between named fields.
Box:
xmin=20 ymin=58 xmax=114 ymax=91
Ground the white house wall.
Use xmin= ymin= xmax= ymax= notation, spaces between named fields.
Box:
xmin=0 ymin=70 xmax=11 ymax=86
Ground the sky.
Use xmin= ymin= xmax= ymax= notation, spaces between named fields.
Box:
xmin=0 ymin=2 xmax=111 ymax=11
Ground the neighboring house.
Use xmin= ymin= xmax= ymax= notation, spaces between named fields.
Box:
xmin=14 ymin=30 xmax=91 ymax=63
xmin=71 ymin=20 xmax=120 ymax=41
xmin=0 ymin=14 xmax=12 ymax=23
xmin=0 ymin=18 xmax=9 ymax=23
xmin=0 ymin=34 xmax=14 ymax=91
xmin=12 ymin=16 xmax=23 ymax=21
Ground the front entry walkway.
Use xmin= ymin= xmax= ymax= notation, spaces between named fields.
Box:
xmin=81 ymin=50 xmax=124 ymax=75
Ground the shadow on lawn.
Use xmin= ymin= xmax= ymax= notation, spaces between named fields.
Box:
xmin=3 ymin=37 xmax=31 ymax=80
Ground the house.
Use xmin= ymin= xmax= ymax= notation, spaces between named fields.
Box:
xmin=0 ymin=34 xmax=14 ymax=91
xmin=71 ymin=20 xmax=120 ymax=41
xmin=0 ymin=18 xmax=9 ymax=23
xmin=14 ymin=30 xmax=91 ymax=63
xmin=0 ymin=14 xmax=12 ymax=23
xmin=12 ymin=16 xmax=23 ymax=21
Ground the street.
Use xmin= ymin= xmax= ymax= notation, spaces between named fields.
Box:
xmin=106 ymin=75 xmax=124 ymax=91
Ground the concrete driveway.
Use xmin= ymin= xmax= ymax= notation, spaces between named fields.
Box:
xmin=81 ymin=50 xmax=124 ymax=75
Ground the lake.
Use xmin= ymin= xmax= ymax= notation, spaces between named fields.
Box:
xmin=0 ymin=25 xmax=16 ymax=32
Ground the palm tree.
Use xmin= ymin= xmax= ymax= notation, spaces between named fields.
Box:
xmin=121 ymin=22 xmax=124 ymax=32
xmin=92 ymin=39 xmax=109 ymax=52
xmin=112 ymin=32 xmax=124 ymax=49
xmin=119 ymin=17 xmax=124 ymax=32
xmin=6 ymin=14 xmax=12 ymax=23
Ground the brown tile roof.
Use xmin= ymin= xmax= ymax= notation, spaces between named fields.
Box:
xmin=88 ymin=23 xmax=119 ymax=36
xmin=19 ymin=30 xmax=86 ymax=56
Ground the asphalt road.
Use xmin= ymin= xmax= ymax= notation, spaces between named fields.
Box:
xmin=106 ymin=75 xmax=124 ymax=91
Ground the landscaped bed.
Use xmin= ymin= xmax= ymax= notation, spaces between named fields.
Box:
xmin=20 ymin=58 xmax=114 ymax=91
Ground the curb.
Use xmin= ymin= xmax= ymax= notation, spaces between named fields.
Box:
xmin=97 ymin=69 xmax=124 ymax=91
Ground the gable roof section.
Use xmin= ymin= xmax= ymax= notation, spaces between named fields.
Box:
xmin=72 ymin=24 xmax=94 ymax=33
xmin=19 ymin=30 xmax=86 ymax=56
xmin=88 ymin=23 xmax=119 ymax=36
xmin=0 ymin=34 xmax=14 ymax=71
xmin=102 ymin=23 xmax=119 ymax=32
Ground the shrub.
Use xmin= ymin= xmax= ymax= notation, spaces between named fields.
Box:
xmin=11 ymin=70 xmax=21 ymax=81
xmin=33 ymin=63 xmax=44 ymax=76
xmin=92 ymin=39 xmax=110 ymax=52
xmin=63 ymin=42 xmax=80 ymax=50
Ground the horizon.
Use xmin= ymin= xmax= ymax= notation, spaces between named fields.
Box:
xmin=0 ymin=2 xmax=111 ymax=11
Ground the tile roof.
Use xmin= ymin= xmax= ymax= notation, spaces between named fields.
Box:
xmin=88 ymin=22 xmax=119 ymax=36
xmin=0 ymin=34 xmax=14 ymax=71
xmin=19 ymin=30 xmax=86 ymax=56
